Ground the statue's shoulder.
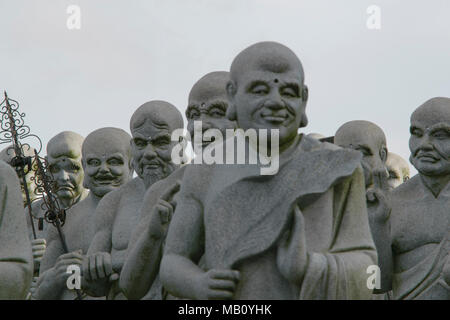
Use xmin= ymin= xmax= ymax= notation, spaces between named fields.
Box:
xmin=0 ymin=159 xmax=18 ymax=183
xmin=300 ymin=135 xmax=362 ymax=165
xmin=390 ymin=174 xmax=421 ymax=202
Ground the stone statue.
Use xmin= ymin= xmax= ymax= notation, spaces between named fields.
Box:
xmin=389 ymin=97 xmax=450 ymax=299
xmin=35 ymin=127 xmax=133 ymax=300
xmin=27 ymin=131 xmax=88 ymax=297
xmin=0 ymin=160 xmax=33 ymax=299
xmin=306 ymin=132 xmax=325 ymax=140
xmin=334 ymin=120 xmax=392 ymax=293
xmin=0 ymin=144 xmax=44 ymax=298
xmin=83 ymin=101 xmax=183 ymax=299
xmin=120 ymin=71 xmax=236 ymax=300
xmin=160 ymin=42 xmax=377 ymax=300
xmin=386 ymin=152 xmax=410 ymax=190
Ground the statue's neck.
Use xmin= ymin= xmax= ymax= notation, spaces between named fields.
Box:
xmin=420 ymin=173 xmax=450 ymax=198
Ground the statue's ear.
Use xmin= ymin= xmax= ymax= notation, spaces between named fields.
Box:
xmin=298 ymin=84 xmax=309 ymax=128
xmin=301 ymin=84 xmax=309 ymax=102
xmin=226 ymin=81 xmax=237 ymax=121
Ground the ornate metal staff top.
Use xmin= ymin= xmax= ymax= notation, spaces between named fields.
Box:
xmin=0 ymin=91 xmax=43 ymax=239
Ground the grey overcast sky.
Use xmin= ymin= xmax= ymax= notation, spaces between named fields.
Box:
xmin=1 ymin=0 xmax=449 ymax=175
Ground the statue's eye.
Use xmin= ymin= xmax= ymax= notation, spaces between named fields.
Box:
xmin=353 ymin=146 xmax=372 ymax=156
xmin=389 ymin=170 xmax=398 ymax=179
xmin=190 ymin=111 xmax=200 ymax=119
xmin=280 ymin=86 xmax=298 ymax=98
xmin=49 ymin=165 xmax=59 ymax=174
xmin=432 ymin=130 xmax=450 ymax=140
xmin=209 ymin=107 xmax=225 ymax=118
xmin=134 ymin=138 xmax=147 ymax=148
xmin=410 ymin=127 xmax=423 ymax=137
xmin=152 ymin=137 xmax=171 ymax=148
xmin=87 ymin=159 xmax=101 ymax=166
xmin=249 ymin=83 xmax=269 ymax=95
xmin=108 ymin=158 xmax=123 ymax=166
xmin=69 ymin=164 xmax=80 ymax=173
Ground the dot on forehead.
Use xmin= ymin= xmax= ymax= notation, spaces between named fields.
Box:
xmin=188 ymin=71 xmax=229 ymax=104
xmin=82 ymin=127 xmax=131 ymax=156
xmin=411 ymin=97 xmax=450 ymax=125
xmin=130 ymin=100 xmax=184 ymax=132
xmin=230 ymin=41 xmax=305 ymax=83
xmin=47 ymin=131 xmax=84 ymax=159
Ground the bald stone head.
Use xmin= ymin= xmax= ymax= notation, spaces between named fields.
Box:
xmin=307 ymin=133 xmax=326 ymax=140
xmin=226 ymin=41 xmax=309 ymax=149
xmin=82 ymin=127 xmax=133 ymax=198
xmin=386 ymin=152 xmax=410 ymax=189
xmin=409 ymin=97 xmax=450 ymax=176
xmin=130 ymin=100 xmax=184 ymax=188
xmin=186 ymin=71 xmax=236 ymax=150
xmin=335 ymin=120 xmax=388 ymax=188
xmin=47 ymin=131 xmax=86 ymax=206
xmin=0 ymin=144 xmax=38 ymax=205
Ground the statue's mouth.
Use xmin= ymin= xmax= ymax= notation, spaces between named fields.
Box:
xmin=260 ymin=110 xmax=288 ymax=124
xmin=416 ymin=153 xmax=439 ymax=162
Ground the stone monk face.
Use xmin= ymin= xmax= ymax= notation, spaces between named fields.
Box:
xmin=226 ymin=42 xmax=309 ymax=148
xmin=186 ymin=71 xmax=236 ymax=149
xmin=82 ymin=128 xmax=133 ymax=198
xmin=335 ymin=121 xmax=388 ymax=188
xmin=130 ymin=100 xmax=184 ymax=188
xmin=386 ymin=152 xmax=410 ymax=189
xmin=409 ymin=97 xmax=450 ymax=176
xmin=47 ymin=131 xmax=85 ymax=204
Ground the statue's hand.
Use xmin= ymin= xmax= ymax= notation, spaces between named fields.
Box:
xmin=52 ymin=249 xmax=84 ymax=287
xmin=31 ymin=238 xmax=46 ymax=267
xmin=366 ymin=188 xmax=391 ymax=224
xmin=193 ymin=269 xmax=240 ymax=300
xmin=83 ymin=252 xmax=113 ymax=282
xmin=148 ymin=182 xmax=180 ymax=239
xmin=443 ymin=254 xmax=450 ymax=286
xmin=277 ymin=205 xmax=308 ymax=284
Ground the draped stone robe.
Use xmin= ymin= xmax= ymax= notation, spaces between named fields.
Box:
xmin=165 ymin=135 xmax=377 ymax=299
xmin=390 ymin=175 xmax=450 ymax=300
xmin=0 ymin=160 xmax=33 ymax=299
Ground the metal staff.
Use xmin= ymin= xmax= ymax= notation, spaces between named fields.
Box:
xmin=33 ymin=150 xmax=84 ymax=300
xmin=0 ymin=91 xmax=41 ymax=239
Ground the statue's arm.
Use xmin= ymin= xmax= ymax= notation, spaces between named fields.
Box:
xmin=121 ymin=182 xmax=180 ymax=299
xmin=34 ymin=228 xmax=65 ymax=299
xmin=119 ymin=212 xmax=164 ymax=299
xmin=0 ymin=165 xmax=33 ymax=299
xmin=160 ymin=193 xmax=205 ymax=300
xmin=82 ymin=192 xmax=117 ymax=297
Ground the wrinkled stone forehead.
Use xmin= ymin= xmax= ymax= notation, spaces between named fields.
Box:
xmin=47 ymin=131 xmax=84 ymax=159
xmin=82 ymin=127 xmax=131 ymax=156
xmin=130 ymin=100 xmax=184 ymax=133
xmin=411 ymin=97 xmax=450 ymax=127
xmin=188 ymin=71 xmax=229 ymax=104
xmin=335 ymin=120 xmax=386 ymax=147
xmin=230 ymin=41 xmax=305 ymax=84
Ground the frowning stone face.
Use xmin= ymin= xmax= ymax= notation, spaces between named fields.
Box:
xmin=130 ymin=100 xmax=184 ymax=189
xmin=82 ymin=127 xmax=133 ymax=198
xmin=409 ymin=97 xmax=450 ymax=177
xmin=386 ymin=152 xmax=410 ymax=190
xmin=46 ymin=131 xmax=85 ymax=207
